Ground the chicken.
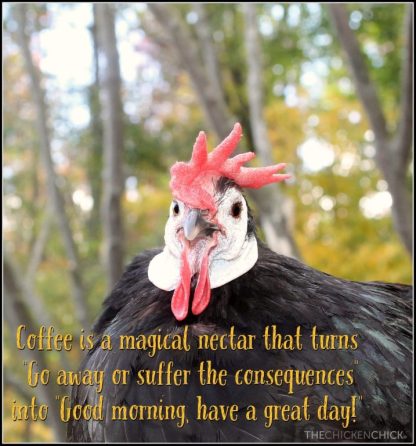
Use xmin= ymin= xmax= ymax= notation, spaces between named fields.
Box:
xmin=68 ymin=124 xmax=412 ymax=442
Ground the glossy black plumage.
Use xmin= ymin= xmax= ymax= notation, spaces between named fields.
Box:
xmin=68 ymin=241 xmax=412 ymax=442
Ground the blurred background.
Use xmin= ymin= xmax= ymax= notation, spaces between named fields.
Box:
xmin=3 ymin=3 xmax=413 ymax=441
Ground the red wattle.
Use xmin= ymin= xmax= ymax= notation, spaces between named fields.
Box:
xmin=171 ymin=247 xmax=191 ymax=321
xmin=191 ymin=254 xmax=211 ymax=315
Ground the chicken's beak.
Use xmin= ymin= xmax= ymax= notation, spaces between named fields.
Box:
xmin=183 ymin=209 xmax=218 ymax=241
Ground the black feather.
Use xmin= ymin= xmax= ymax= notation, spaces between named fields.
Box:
xmin=68 ymin=238 xmax=412 ymax=442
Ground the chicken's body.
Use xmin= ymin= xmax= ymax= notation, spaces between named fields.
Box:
xmin=69 ymin=124 xmax=412 ymax=441
xmin=68 ymin=243 xmax=412 ymax=442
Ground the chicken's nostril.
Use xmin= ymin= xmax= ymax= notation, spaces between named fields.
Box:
xmin=203 ymin=225 xmax=219 ymax=238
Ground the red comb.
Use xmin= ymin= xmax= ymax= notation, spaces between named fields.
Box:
xmin=170 ymin=123 xmax=290 ymax=211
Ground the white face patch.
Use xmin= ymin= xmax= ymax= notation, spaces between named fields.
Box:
xmin=148 ymin=188 xmax=258 ymax=291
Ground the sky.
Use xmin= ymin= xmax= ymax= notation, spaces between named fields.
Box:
xmin=38 ymin=4 xmax=147 ymax=129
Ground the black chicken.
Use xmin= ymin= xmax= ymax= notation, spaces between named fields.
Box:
xmin=68 ymin=124 xmax=412 ymax=442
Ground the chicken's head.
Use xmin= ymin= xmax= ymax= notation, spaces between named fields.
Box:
xmin=148 ymin=123 xmax=290 ymax=321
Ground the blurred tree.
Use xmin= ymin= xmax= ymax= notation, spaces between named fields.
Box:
xmin=25 ymin=214 xmax=52 ymax=294
xmin=328 ymin=4 xmax=413 ymax=255
xmin=95 ymin=4 xmax=125 ymax=290
xmin=4 ymin=255 xmax=66 ymax=441
xmin=243 ymin=3 xmax=300 ymax=258
xmin=147 ymin=4 xmax=234 ymax=137
xmin=14 ymin=4 xmax=90 ymax=329
xmin=85 ymin=5 xmax=104 ymax=239
xmin=193 ymin=4 xmax=226 ymax=111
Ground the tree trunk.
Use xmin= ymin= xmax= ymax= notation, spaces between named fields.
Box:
xmin=193 ymin=4 xmax=226 ymax=107
xmin=86 ymin=4 xmax=104 ymax=238
xmin=25 ymin=213 xmax=51 ymax=291
xmin=4 ymin=256 xmax=67 ymax=441
xmin=148 ymin=4 xmax=300 ymax=258
xmin=328 ymin=4 xmax=413 ymax=256
xmin=95 ymin=4 xmax=125 ymax=290
xmin=148 ymin=3 xmax=233 ymax=140
xmin=15 ymin=4 xmax=90 ymax=328
xmin=243 ymin=4 xmax=300 ymax=258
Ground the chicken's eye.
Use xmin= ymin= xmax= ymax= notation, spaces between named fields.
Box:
xmin=231 ymin=201 xmax=242 ymax=218
xmin=172 ymin=202 xmax=180 ymax=216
